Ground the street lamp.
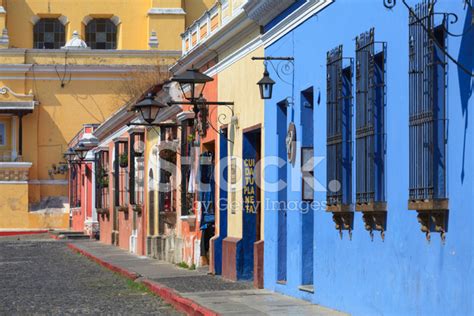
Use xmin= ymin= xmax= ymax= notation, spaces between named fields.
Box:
xmin=74 ymin=142 xmax=88 ymax=161
xmin=171 ymin=69 xmax=213 ymax=102
xmin=257 ymin=66 xmax=276 ymax=100
xmin=134 ymin=93 xmax=168 ymax=125
xmin=63 ymin=147 xmax=77 ymax=163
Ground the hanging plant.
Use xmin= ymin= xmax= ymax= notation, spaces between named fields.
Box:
xmin=119 ymin=152 xmax=128 ymax=168
xmin=133 ymin=205 xmax=142 ymax=214
xmin=97 ymin=168 xmax=109 ymax=188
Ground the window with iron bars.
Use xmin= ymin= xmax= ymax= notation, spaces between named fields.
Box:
xmin=114 ymin=141 xmax=129 ymax=209
xmin=129 ymin=132 xmax=145 ymax=207
xmin=69 ymin=163 xmax=81 ymax=208
xmin=326 ymin=45 xmax=353 ymax=209
xmin=408 ymin=1 xmax=447 ymax=205
xmin=180 ymin=121 xmax=195 ymax=216
xmin=95 ymin=150 xmax=110 ymax=211
xmin=33 ymin=18 xmax=65 ymax=49
xmin=355 ymin=28 xmax=387 ymax=209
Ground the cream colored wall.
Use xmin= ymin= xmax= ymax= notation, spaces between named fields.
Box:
xmin=218 ymin=45 xmax=265 ymax=240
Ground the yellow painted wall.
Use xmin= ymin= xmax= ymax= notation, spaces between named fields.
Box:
xmin=184 ymin=0 xmax=216 ymax=27
xmin=3 ymin=0 xmax=189 ymax=50
xmin=218 ymin=44 xmax=265 ymax=240
xmin=0 ymin=183 xmax=68 ymax=229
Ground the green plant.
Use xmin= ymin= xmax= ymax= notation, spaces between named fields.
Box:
xmin=189 ymin=263 xmax=196 ymax=270
xmin=177 ymin=261 xmax=189 ymax=269
xmin=119 ymin=152 xmax=128 ymax=168
xmin=97 ymin=167 xmax=109 ymax=188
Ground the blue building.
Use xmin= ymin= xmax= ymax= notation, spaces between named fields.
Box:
xmin=259 ymin=0 xmax=473 ymax=315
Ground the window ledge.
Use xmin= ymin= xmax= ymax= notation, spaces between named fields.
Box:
xmin=356 ymin=202 xmax=387 ymax=212
xmin=326 ymin=204 xmax=353 ymax=213
xmin=299 ymin=285 xmax=314 ymax=294
xmin=408 ymin=199 xmax=449 ymax=211
xmin=276 ymin=280 xmax=287 ymax=285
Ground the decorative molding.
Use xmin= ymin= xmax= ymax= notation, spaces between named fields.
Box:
xmin=111 ymin=15 xmax=121 ymax=26
xmin=148 ymin=8 xmax=186 ymax=15
xmin=58 ymin=15 xmax=69 ymax=26
xmin=148 ymin=31 xmax=159 ymax=49
xmin=0 ymin=86 xmax=35 ymax=99
xmin=0 ymin=162 xmax=32 ymax=182
xmin=244 ymin=0 xmax=296 ymax=26
xmin=82 ymin=15 xmax=93 ymax=25
xmin=28 ymin=179 xmax=68 ymax=185
xmin=30 ymin=15 xmax=40 ymax=25
xmin=0 ymin=48 xmax=181 ymax=57
xmin=0 ymin=28 xmax=9 ymax=48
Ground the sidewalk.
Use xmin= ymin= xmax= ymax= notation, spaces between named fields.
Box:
xmin=68 ymin=240 xmax=347 ymax=316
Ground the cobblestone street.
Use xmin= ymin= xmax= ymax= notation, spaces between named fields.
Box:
xmin=0 ymin=234 xmax=181 ymax=316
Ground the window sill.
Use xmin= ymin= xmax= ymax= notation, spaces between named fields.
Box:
xmin=326 ymin=204 xmax=352 ymax=213
xmin=355 ymin=202 xmax=387 ymax=212
xmin=299 ymin=285 xmax=314 ymax=294
xmin=408 ymin=199 xmax=449 ymax=242
xmin=276 ymin=280 xmax=287 ymax=285
xmin=408 ymin=199 xmax=449 ymax=211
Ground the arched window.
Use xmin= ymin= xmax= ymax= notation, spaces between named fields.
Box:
xmin=85 ymin=19 xmax=117 ymax=49
xmin=33 ymin=18 xmax=66 ymax=49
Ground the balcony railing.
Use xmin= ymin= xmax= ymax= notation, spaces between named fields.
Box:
xmin=0 ymin=150 xmax=21 ymax=162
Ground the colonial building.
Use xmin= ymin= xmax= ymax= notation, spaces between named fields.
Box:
xmin=0 ymin=0 xmax=207 ymax=231
xmin=262 ymin=0 xmax=473 ymax=315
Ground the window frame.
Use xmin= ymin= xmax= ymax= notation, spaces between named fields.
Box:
xmin=33 ymin=18 xmax=66 ymax=49
xmin=85 ymin=18 xmax=117 ymax=50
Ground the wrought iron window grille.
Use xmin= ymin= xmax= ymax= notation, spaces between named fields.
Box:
xmin=355 ymin=28 xmax=388 ymax=241
xmin=408 ymin=0 xmax=449 ymax=243
xmin=326 ymin=45 xmax=355 ymax=240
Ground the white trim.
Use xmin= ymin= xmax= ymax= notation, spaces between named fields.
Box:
xmin=58 ymin=15 xmax=69 ymax=26
xmin=0 ymin=86 xmax=35 ymax=98
xmin=262 ymin=0 xmax=333 ymax=48
xmin=0 ymin=181 xmax=27 ymax=184
xmin=244 ymin=0 xmax=295 ymax=26
xmin=148 ymin=8 xmax=186 ymax=15
xmin=0 ymin=162 xmax=32 ymax=168
xmin=96 ymin=125 xmax=130 ymax=148
xmin=0 ymin=6 xmax=6 ymax=14
xmin=0 ymin=48 xmax=181 ymax=57
xmin=0 ymin=76 xmax=136 ymax=81
xmin=28 ymin=179 xmax=68 ymax=185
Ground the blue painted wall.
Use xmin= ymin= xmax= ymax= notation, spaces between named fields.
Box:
xmin=263 ymin=0 xmax=474 ymax=315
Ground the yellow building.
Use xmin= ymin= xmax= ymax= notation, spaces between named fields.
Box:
xmin=171 ymin=0 xmax=269 ymax=286
xmin=0 ymin=0 xmax=211 ymax=230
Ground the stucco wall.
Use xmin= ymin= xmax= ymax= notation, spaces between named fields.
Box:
xmin=264 ymin=1 xmax=473 ymax=315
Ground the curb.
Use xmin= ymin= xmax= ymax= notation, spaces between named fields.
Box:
xmin=0 ymin=230 xmax=48 ymax=237
xmin=66 ymin=243 xmax=220 ymax=316
xmin=67 ymin=243 xmax=140 ymax=280
xmin=141 ymin=279 xmax=220 ymax=316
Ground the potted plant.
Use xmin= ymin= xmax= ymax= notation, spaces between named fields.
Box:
xmin=132 ymin=205 xmax=143 ymax=214
xmin=97 ymin=168 xmax=109 ymax=188
xmin=117 ymin=206 xmax=129 ymax=213
xmin=119 ymin=152 xmax=128 ymax=168
xmin=97 ymin=208 xmax=109 ymax=216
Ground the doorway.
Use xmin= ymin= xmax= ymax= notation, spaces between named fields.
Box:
xmin=241 ymin=127 xmax=261 ymax=280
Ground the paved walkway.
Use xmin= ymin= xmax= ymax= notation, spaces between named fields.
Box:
xmin=0 ymin=234 xmax=180 ymax=315
xmin=69 ymin=240 xmax=347 ymax=316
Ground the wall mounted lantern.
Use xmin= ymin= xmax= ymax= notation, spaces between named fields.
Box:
xmin=252 ymin=57 xmax=294 ymax=101
xmin=169 ymin=68 xmax=235 ymax=143
xmin=63 ymin=148 xmax=77 ymax=164
xmin=134 ymin=93 xmax=168 ymax=125
xmin=257 ymin=66 xmax=276 ymax=100
xmin=74 ymin=142 xmax=89 ymax=161
xmin=171 ymin=69 xmax=214 ymax=102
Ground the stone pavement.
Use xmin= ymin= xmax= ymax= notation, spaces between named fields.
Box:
xmin=0 ymin=234 xmax=180 ymax=315
xmin=69 ymin=240 xmax=347 ymax=316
